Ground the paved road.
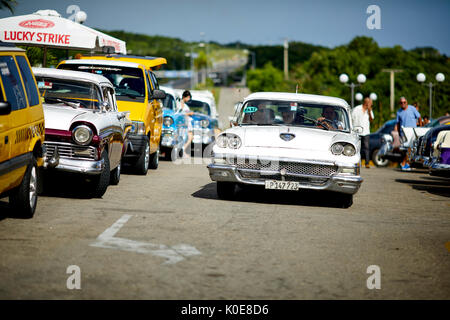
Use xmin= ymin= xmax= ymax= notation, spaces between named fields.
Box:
xmin=0 ymin=161 xmax=449 ymax=299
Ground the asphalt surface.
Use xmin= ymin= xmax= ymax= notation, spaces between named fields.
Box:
xmin=0 ymin=161 xmax=449 ymax=299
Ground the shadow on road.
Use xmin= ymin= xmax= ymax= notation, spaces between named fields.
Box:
xmin=39 ymin=172 xmax=102 ymax=199
xmin=395 ymin=177 xmax=450 ymax=198
xmin=192 ymin=182 xmax=351 ymax=208
xmin=0 ymin=200 xmax=32 ymax=221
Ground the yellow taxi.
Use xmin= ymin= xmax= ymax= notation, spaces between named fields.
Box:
xmin=57 ymin=55 xmax=167 ymax=175
xmin=0 ymin=43 xmax=45 ymax=217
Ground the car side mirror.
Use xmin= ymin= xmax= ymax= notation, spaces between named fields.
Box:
xmin=151 ymin=89 xmax=166 ymax=100
xmin=353 ymin=126 xmax=363 ymax=134
xmin=0 ymin=101 xmax=11 ymax=115
xmin=101 ymin=101 xmax=111 ymax=112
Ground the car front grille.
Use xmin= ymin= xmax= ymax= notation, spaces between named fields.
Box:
xmin=232 ymin=159 xmax=338 ymax=177
xmin=45 ymin=142 xmax=97 ymax=160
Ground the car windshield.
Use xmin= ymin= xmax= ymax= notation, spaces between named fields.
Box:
xmin=238 ymin=100 xmax=350 ymax=132
xmin=59 ymin=64 xmax=145 ymax=102
xmin=36 ymin=76 xmax=101 ymax=110
xmin=186 ymin=99 xmax=211 ymax=116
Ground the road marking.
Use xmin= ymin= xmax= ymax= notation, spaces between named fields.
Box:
xmin=90 ymin=214 xmax=201 ymax=265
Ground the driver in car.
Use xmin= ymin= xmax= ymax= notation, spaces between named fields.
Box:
xmin=317 ymin=106 xmax=344 ymax=130
xmin=280 ymin=106 xmax=296 ymax=124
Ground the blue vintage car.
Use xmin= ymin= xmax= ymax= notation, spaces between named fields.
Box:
xmin=160 ymin=87 xmax=188 ymax=160
xmin=186 ymin=99 xmax=219 ymax=153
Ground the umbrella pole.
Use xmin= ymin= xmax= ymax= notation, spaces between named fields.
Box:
xmin=43 ymin=47 xmax=47 ymax=67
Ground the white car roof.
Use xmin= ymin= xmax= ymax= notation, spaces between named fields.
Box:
xmin=61 ymin=59 xmax=141 ymax=69
xmin=244 ymin=92 xmax=350 ymax=109
xmin=0 ymin=46 xmax=25 ymax=52
xmin=32 ymin=67 xmax=113 ymax=87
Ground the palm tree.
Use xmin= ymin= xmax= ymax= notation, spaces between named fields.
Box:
xmin=0 ymin=0 xmax=17 ymax=13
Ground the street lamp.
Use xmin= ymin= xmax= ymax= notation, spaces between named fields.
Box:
xmin=416 ymin=72 xmax=445 ymax=119
xmin=355 ymin=92 xmax=363 ymax=102
xmin=339 ymin=73 xmax=366 ymax=108
xmin=369 ymin=92 xmax=378 ymax=101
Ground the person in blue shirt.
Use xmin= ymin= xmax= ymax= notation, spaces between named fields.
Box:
xmin=395 ymin=96 xmax=422 ymax=171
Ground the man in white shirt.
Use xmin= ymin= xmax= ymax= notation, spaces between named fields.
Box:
xmin=352 ymin=97 xmax=374 ymax=168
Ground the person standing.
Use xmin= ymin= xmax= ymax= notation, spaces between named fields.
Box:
xmin=352 ymin=97 xmax=374 ymax=168
xmin=177 ymin=90 xmax=194 ymax=158
xmin=395 ymin=96 xmax=421 ymax=171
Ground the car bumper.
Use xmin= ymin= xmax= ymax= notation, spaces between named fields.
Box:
xmin=161 ymin=130 xmax=180 ymax=148
xmin=44 ymin=155 xmax=104 ymax=175
xmin=207 ymin=162 xmax=363 ymax=195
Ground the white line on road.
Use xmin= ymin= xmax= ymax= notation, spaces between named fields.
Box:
xmin=90 ymin=214 xmax=201 ymax=265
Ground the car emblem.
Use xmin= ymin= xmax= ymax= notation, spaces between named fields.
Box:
xmin=280 ymin=133 xmax=295 ymax=141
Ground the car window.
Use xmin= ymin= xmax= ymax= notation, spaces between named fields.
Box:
xmin=0 ymin=55 xmax=27 ymax=111
xmin=163 ymin=93 xmax=176 ymax=110
xmin=238 ymin=100 xmax=350 ymax=132
xmin=103 ymin=86 xmax=116 ymax=111
xmin=36 ymin=76 xmax=102 ymax=110
xmin=149 ymin=71 xmax=159 ymax=90
xmin=16 ymin=55 xmax=40 ymax=107
xmin=145 ymin=70 xmax=153 ymax=97
xmin=59 ymin=63 xmax=146 ymax=102
xmin=186 ymin=99 xmax=211 ymax=116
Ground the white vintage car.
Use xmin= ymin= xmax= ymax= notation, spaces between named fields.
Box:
xmin=33 ymin=67 xmax=131 ymax=197
xmin=207 ymin=92 xmax=363 ymax=207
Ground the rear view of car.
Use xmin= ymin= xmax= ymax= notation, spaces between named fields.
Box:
xmin=0 ymin=44 xmax=45 ymax=217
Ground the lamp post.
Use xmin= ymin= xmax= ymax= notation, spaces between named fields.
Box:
xmin=339 ymin=73 xmax=366 ymax=108
xmin=416 ymin=72 xmax=445 ymax=119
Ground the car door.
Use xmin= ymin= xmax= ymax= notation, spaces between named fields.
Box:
xmin=101 ymin=85 xmax=123 ymax=170
xmin=147 ymin=70 xmax=163 ymax=148
xmin=0 ymin=53 xmax=30 ymax=189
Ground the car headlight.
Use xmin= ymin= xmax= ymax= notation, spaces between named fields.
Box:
xmin=200 ymin=119 xmax=209 ymax=128
xmin=227 ymin=134 xmax=242 ymax=149
xmin=216 ymin=134 xmax=228 ymax=148
xmin=331 ymin=143 xmax=344 ymax=155
xmin=331 ymin=142 xmax=356 ymax=156
xmin=72 ymin=125 xmax=93 ymax=145
xmin=131 ymin=121 xmax=146 ymax=135
xmin=163 ymin=116 xmax=174 ymax=127
xmin=343 ymin=144 xmax=356 ymax=156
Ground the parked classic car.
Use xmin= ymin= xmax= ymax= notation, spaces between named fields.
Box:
xmin=411 ymin=125 xmax=450 ymax=168
xmin=0 ymin=44 xmax=45 ymax=217
xmin=57 ymin=58 xmax=166 ymax=174
xmin=159 ymin=85 xmax=188 ymax=160
xmin=207 ymin=92 xmax=363 ymax=208
xmin=186 ymin=96 xmax=219 ymax=153
xmin=33 ymin=67 xmax=131 ymax=197
xmin=368 ymin=119 xmax=396 ymax=167
xmin=429 ymin=129 xmax=450 ymax=177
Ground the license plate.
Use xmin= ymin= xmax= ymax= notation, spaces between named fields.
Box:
xmin=265 ymin=180 xmax=300 ymax=191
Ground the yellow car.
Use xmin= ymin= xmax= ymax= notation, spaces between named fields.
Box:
xmin=0 ymin=44 xmax=45 ymax=217
xmin=57 ymin=55 xmax=166 ymax=174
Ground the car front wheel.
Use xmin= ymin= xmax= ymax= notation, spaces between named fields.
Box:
xmin=90 ymin=150 xmax=110 ymax=198
xmin=135 ymin=138 xmax=150 ymax=175
xmin=372 ymin=148 xmax=389 ymax=167
xmin=9 ymin=156 xmax=38 ymax=218
xmin=110 ymin=163 xmax=121 ymax=185
xmin=149 ymin=145 xmax=159 ymax=169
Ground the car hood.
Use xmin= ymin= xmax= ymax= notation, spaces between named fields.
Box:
xmin=43 ymin=104 xmax=96 ymax=131
xmin=230 ymin=125 xmax=356 ymax=151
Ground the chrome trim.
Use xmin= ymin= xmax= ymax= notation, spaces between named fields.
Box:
xmin=207 ymin=163 xmax=363 ymax=194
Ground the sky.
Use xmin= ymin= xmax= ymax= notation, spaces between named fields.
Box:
xmin=1 ymin=0 xmax=449 ymax=54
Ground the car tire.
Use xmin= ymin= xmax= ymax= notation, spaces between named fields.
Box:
xmin=109 ymin=163 xmax=121 ymax=185
xmin=135 ymin=137 xmax=150 ymax=175
xmin=149 ymin=145 xmax=159 ymax=170
xmin=216 ymin=182 xmax=236 ymax=200
xmin=90 ymin=150 xmax=110 ymax=198
xmin=340 ymin=194 xmax=353 ymax=208
xmin=9 ymin=156 xmax=38 ymax=218
xmin=372 ymin=148 xmax=389 ymax=167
